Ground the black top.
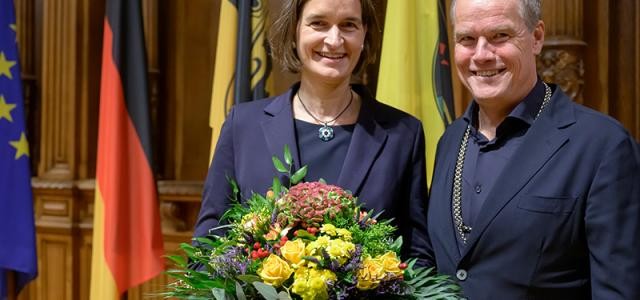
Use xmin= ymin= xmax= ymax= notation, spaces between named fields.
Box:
xmin=294 ymin=119 xmax=355 ymax=184
xmin=457 ymin=79 xmax=547 ymax=251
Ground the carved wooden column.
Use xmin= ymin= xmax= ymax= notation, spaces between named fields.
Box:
xmin=538 ymin=0 xmax=586 ymax=103
xmin=20 ymin=0 xmax=104 ymax=298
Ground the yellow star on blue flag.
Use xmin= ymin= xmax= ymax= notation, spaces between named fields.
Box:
xmin=0 ymin=0 xmax=38 ymax=297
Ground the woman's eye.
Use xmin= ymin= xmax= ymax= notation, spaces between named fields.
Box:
xmin=309 ymin=21 xmax=326 ymax=28
xmin=341 ymin=22 xmax=358 ymax=31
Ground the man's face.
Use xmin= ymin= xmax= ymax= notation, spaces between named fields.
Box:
xmin=453 ymin=0 xmax=544 ymax=107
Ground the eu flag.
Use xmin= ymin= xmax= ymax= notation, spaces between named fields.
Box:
xmin=0 ymin=0 xmax=38 ymax=297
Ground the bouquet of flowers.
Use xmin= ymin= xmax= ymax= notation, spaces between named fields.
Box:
xmin=164 ymin=146 xmax=460 ymax=299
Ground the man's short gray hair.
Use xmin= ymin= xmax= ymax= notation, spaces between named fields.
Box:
xmin=450 ymin=0 xmax=542 ymax=31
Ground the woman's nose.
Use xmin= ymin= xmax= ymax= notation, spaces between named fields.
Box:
xmin=324 ymin=26 xmax=344 ymax=48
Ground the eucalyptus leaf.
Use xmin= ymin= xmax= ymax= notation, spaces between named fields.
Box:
xmin=235 ymin=281 xmax=247 ymax=300
xmin=272 ymin=157 xmax=288 ymax=173
xmin=290 ymin=165 xmax=308 ymax=184
xmin=211 ymin=287 xmax=228 ymax=300
xmin=253 ymin=282 xmax=279 ymax=300
xmin=278 ymin=291 xmax=292 ymax=300
xmin=283 ymin=144 xmax=292 ymax=165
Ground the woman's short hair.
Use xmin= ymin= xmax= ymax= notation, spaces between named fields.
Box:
xmin=268 ymin=0 xmax=381 ymax=75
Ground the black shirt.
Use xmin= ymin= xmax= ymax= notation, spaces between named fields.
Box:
xmin=294 ymin=119 xmax=355 ymax=184
xmin=457 ymin=80 xmax=547 ymax=251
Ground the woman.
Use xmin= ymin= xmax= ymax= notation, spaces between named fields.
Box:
xmin=194 ymin=0 xmax=431 ymax=262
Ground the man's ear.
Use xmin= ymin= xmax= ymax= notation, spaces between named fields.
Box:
xmin=532 ymin=20 xmax=545 ymax=55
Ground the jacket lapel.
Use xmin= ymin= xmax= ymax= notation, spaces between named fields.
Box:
xmin=460 ymin=89 xmax=576 ymax=258
xmin=337 ymin=91 xmax=387 ymax=195
xmin=437 ymin=121 xmax=469 ymax=261
xmin=261 ymin=87 xmax=301 ymax=171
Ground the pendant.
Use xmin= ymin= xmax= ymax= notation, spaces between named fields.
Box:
xmin=318 ymin=124 xmax=334 ymax=142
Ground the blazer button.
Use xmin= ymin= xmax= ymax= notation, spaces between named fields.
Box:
xmin=456 ymin=269 xmax=468 ymax=281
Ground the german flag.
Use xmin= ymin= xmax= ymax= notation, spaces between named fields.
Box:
xmin=90 ymin=0 xmax=164 ymax=298
xmin=376 ymin=0 xmax=454 ymax=186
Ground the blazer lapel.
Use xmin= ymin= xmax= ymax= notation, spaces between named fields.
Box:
xmin=460 ymin=90 xmax=575 ymax=258
xmin=337 ymin=93 xmax=387 ymax=195
xmin=261 ymin=87 xmax=301 ymax=171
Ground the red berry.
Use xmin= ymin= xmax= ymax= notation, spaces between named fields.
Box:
xmin=253 ymin=242 xmax=261 ymax=250
xmin=280 ymin=236 xmax=288 ymax=243
xmin=398 ymin=262 xmax=408 ymax=270
xmin=293 ymin=230 xmax=299 ymax=236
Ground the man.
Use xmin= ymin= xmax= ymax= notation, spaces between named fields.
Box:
xmin=427 ymin=0 xmax=640 ymax=299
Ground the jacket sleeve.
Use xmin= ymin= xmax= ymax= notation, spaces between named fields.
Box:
xmin=586 ymin=135 xmax=640 ymax=299
xmin=407 ymin=121 xmax=436 ymax=267
xmin=193 ymin=107 xmax=237 ymax=238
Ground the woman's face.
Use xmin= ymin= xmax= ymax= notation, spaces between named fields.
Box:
xmin=296 ymin=0 xmax=367 ymax=85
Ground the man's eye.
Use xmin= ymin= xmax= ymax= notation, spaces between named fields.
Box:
xmin=493 ymin=33 xmax=509 ymax=42
xmin=457 ymin=36 xmax=475 ymax=45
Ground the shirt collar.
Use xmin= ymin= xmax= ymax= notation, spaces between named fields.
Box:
xmin=463 ymin=78 xmax=546 ymax=128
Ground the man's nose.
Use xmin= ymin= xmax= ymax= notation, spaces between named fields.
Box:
xmin=472 ymin=37 xmax=495 ymax=62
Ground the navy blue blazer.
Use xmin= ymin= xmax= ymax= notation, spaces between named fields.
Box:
xmin=195 ymin=83 xmax=431 ymax=261
xmin=427 ymin=84 xmax=640 ymax=299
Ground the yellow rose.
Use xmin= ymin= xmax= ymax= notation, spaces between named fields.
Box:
xmin=378 ymin=251 xmax=403 ymax=276
xmin=257 ymin=254 xmax=293 ymax=287
xmin=356 ymin=256 xmax=385 ymax=290
xmin=280 ymin=239 xmax=306 ymax=264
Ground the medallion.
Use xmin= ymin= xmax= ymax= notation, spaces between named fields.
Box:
xmin=318 ymin=125 xmax=334 ymax=141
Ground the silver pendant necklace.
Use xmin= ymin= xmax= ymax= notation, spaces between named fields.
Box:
xmin=297 ymin=89 xmax=353 ymax=142
xmin=452 ymin=83 xmax=552 ymax=244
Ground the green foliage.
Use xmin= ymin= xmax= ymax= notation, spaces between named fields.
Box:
xmin=404 ymin=264 xmax=462 ymax=300
xmin=349 ymin=221 xmax=397 ymax=257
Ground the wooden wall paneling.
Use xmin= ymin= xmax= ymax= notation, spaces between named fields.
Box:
xmin=37 ymin=0 xmax=79 ymax=179
xmin=142 ymin=0 xmax=163 ymax=176
xmin=538 ymin=0 xmax=586 ymax=104
xmin=583 ymin=0 xmax=609 ymax=114
xmin=31 ymin=179 xmax=78 ymax=300
xmin=75 ymin=0 xmax=103 ymax=179
xmin=159 ymin=0 xmax=218 ymax=181
xmin=609 ymin=0 xmax=640 ymax=139
xmin=73 ymin=180 xmax=95 ymax=300
xmin=636 ymin=0 xmax=640 ymax=140
xmin=37 ymin=233 xmax=73 ymax=299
